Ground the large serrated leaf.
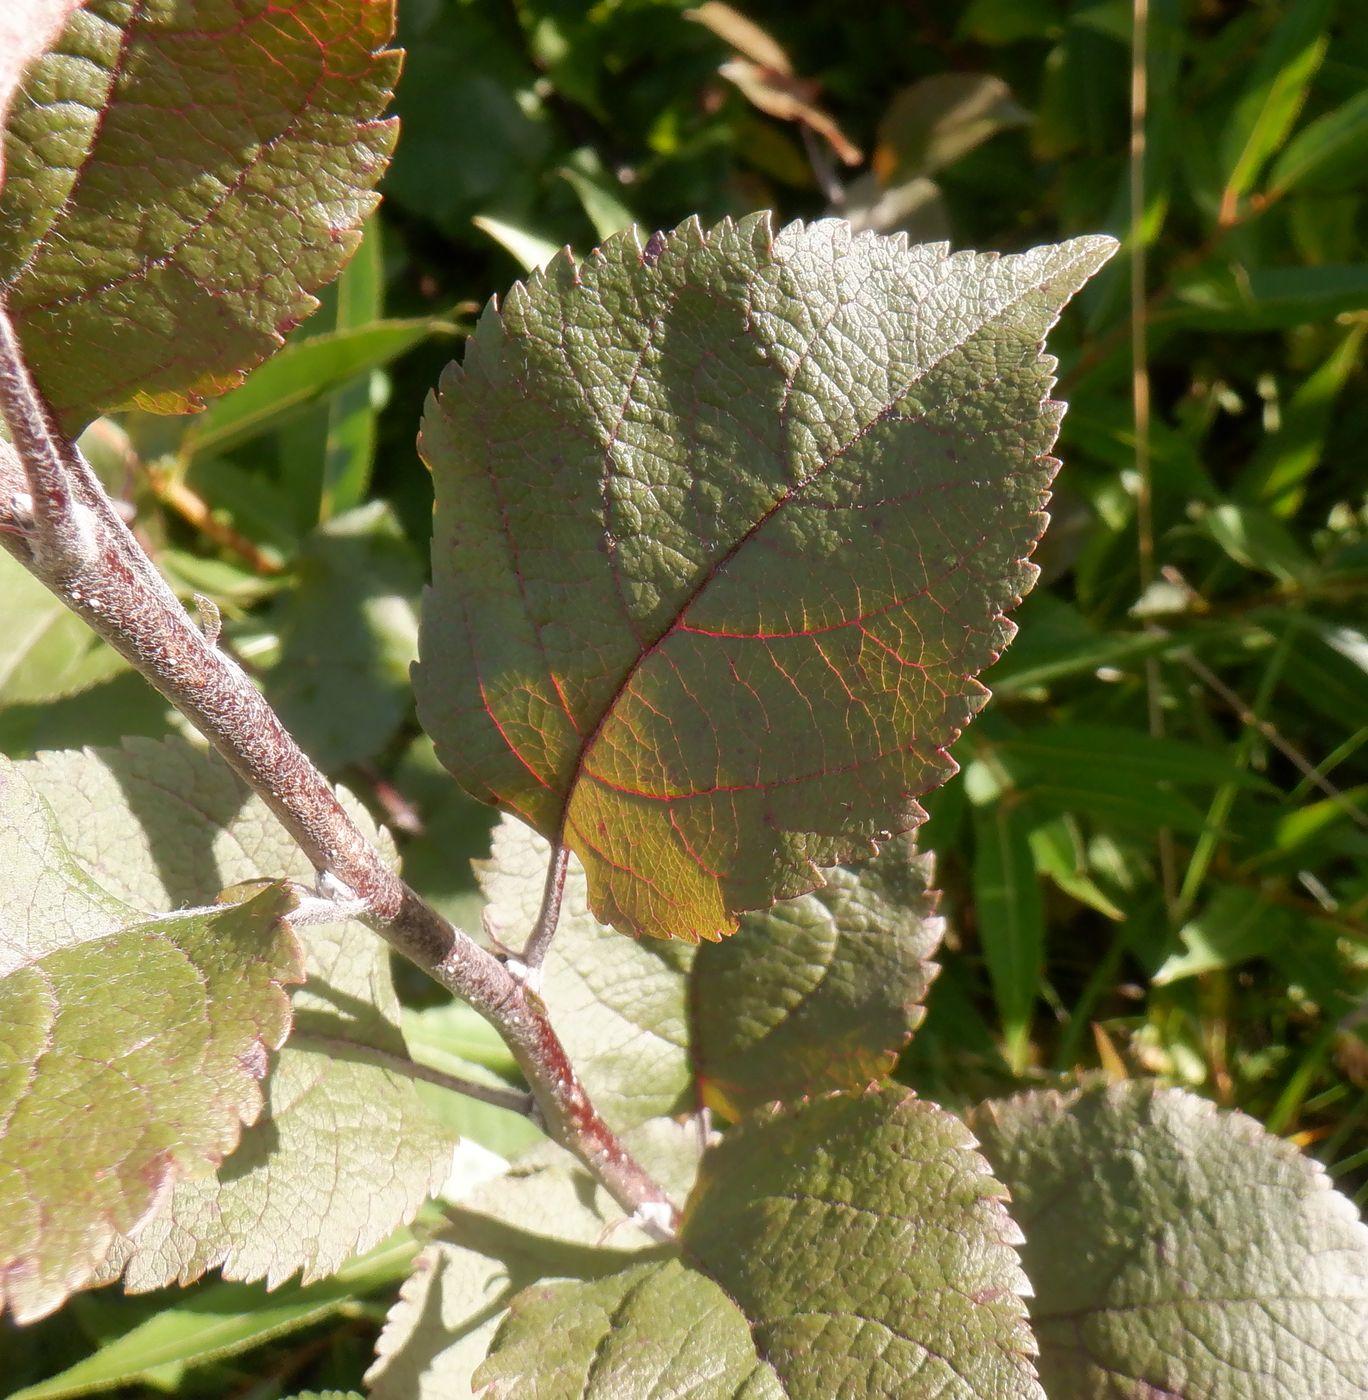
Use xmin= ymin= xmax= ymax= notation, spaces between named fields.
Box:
xmin=0 ymin=757 xmax=303 ymax=1323
xmin=0 ymin=0 xmax=399 ymax=430
xmin=416 ymin=215 xmax=1114 ymax=941
xmin=681 ymin=1086 xmax=1043 ymax=1400
xmin=475 ymin=1259 xmax=784 ymax=1399
xmin=691 ymin=837 xmax=942 ymax=1117
xmin=968 ymin=1082 xmax=1368 ymax=1398
xmin=19 ymin=739 xmax=453 ymax=1294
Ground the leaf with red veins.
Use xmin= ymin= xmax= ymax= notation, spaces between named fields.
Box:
xmin=0 ymin=0 xmax=399 ymax=431
xmin=416 ymin=213 xmax=1115 ymax=941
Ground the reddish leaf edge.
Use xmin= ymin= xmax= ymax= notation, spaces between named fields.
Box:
xmin=423 ymin=214 xmax=1115 ymax=944
xmin=1 ymin=0 xmax=403 ymax=426
xmin=2 ymin=881 xmax=306 ymax=1325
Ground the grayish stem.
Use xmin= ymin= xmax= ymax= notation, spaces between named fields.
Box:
xmin=0 ymin=307 xmax=678 ymax=1233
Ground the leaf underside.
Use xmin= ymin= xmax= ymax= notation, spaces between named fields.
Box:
xmin=0 ymin=756 xmax=302 ymax=1323
xmin=16 ymin=739 xmax=452 ymax=1300
xmin=969 ymin=1082 xmax=1368 ymax=1399
xmin=691 ymin=835 xmax=943 ymax=1117
xmin=416 ymin=214 xmax=1114 ymax=941
xmin=0 ymin=0 xmax=399 ymax=431
xmin=475 ymin=1260 xmax=784 ymax=1399
xmin=368 ymin=1122 xmax=702 ymax=1400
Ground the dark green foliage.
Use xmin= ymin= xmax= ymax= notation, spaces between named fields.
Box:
xmin=3 ymin=1 xmax=1368 ymax=1395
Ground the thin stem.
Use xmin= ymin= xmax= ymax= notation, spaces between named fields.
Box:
xmin=524 ymin=841 xmax=570 ymax=971
xmin=143 ymin=460 xmax=284 ymax=576
xmin=290 ymin=1032 xmax=535 ymax=1115
xmin=1129 ymin=0 xmax=1177 ymax=916
xmin=0 ymin=317 xmax=678 ymax=1236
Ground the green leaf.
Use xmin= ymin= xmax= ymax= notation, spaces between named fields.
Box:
xmin=0 ymin=551 xmax=127 ymax=703
xmin=692 ymin=838 xmax=942 ymax=1118
xmin=1172 ymin=263 xmax=1368 ymax=329
xmin=323 ymin=216 xmax=386 ymax=520
xmin=1238 ymin=325 xmax=1365 ymax=514
xmin=476 ymin=1260 xmax=784 ymax=1398
xmin=0 ymin=757 xmax=303 ymax=1323
xmin=1201 ymin=500 xmax=1313 ymax=582
xmin=9 ymin=1228 xmax=418 ymax=1400
xmin=19 ymin=739 xmax=453 ymax=1294
xmin=1270 ymin=87 xmax=1368 ymax=195
xmin=471 ymin=214 xmax=563 ymax=273
xmin=559 ymin=151 xmax=636 ymax=242
xmin=969 ymin=1082 xmax=1368 ymax=1398
xmin=875 ymin=74 xmax=1031 ymax=183
xmin=681 ymin=1087 xmax=1042 ymax=1399
xmin=1217 ymin=0 xmax=1332 ymax=213
xmin=264 ymin=502 xmax=422 ymax=770
xmin=401 ymin=999 xmax=541 ymax=1160
xmin=991 ymin=723 xmax=1273 ymax=792
xmin=416 ymin=215 xmax=1115 ymax=941
xmin=0 ymin=0 xmax=399 ymax=430
xmin=971 ymin=800 xmax=1044 ymax=1074
xmin=1027 ymin=813 xmax=1124 ymax=920
xmin=477 ymin=815 xmax=696 ymax=1132
xmin=186 ymin=317 xmax=447 ymax=463
xmin=368 ymin=1122 xmax=699 ymax=1400
xmin=1155 ymin=882 xmax=1295 ymax=983
xmin=986 ymin=594 xmax=1178 ymax=695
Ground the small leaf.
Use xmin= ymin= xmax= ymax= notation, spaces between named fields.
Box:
xmin=1217 ymin=0 xmax=1332 ymax=216
xmin=476 ymin=1260 xmax=784 ymax=1398
xmin=477 ymin=815 xmax=696 ymax=1132
xmin=0 ymin=758 xmax=303 ymax=1323
xmin=20 ymin=739 xmax=452 ymax=1294
xmin=875 ymin=74 xmax=1030 ymax=183
xmin=0 ymin=0 xmax=400 ymax=430
xmin=1154 ymin=883 xmax=1294 ymax=983
xmin=692 ymin=838 xmax=942 ymax=1117
xmin=265 ymin=502 xmax=423 ymax=770
xmin=968 ymin=1082 xmax=1368 ymax=1399
xmin=471 ymin=214 xmax=563 ymax=274
xmin=1172 ymin=263 xmax=1368 ymax=329
xmin=416 ymin=215 xmax=1115 ymax=941
xmin=681 ymin=1087 xmax=1042 ymax=1399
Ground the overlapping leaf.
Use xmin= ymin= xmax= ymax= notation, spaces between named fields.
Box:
xmin=0 ymin=0 xmax=399 ymax=430
xmin=265 ymin=502 xmax=422 ymax=771
xmin=20 ymin=739 xmax=453 ymax=1294
xmin=0 ymin=756 xmax=302 ymax=1323
xmin=475 ymin=1260 xmax=784 ymax=1399
xmin=968 ymin=1082 xmax=1368 ymax=1398
xmin=416 ymin=214 xmax=1114 ymax=941
xmin=369 ymin=1121 xmax=701 ymax=1400
xmin=691 ymin=838 xmax=942 ymax=1117
xmin=681 ymin=1086 xmax=1042 ymax=1399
